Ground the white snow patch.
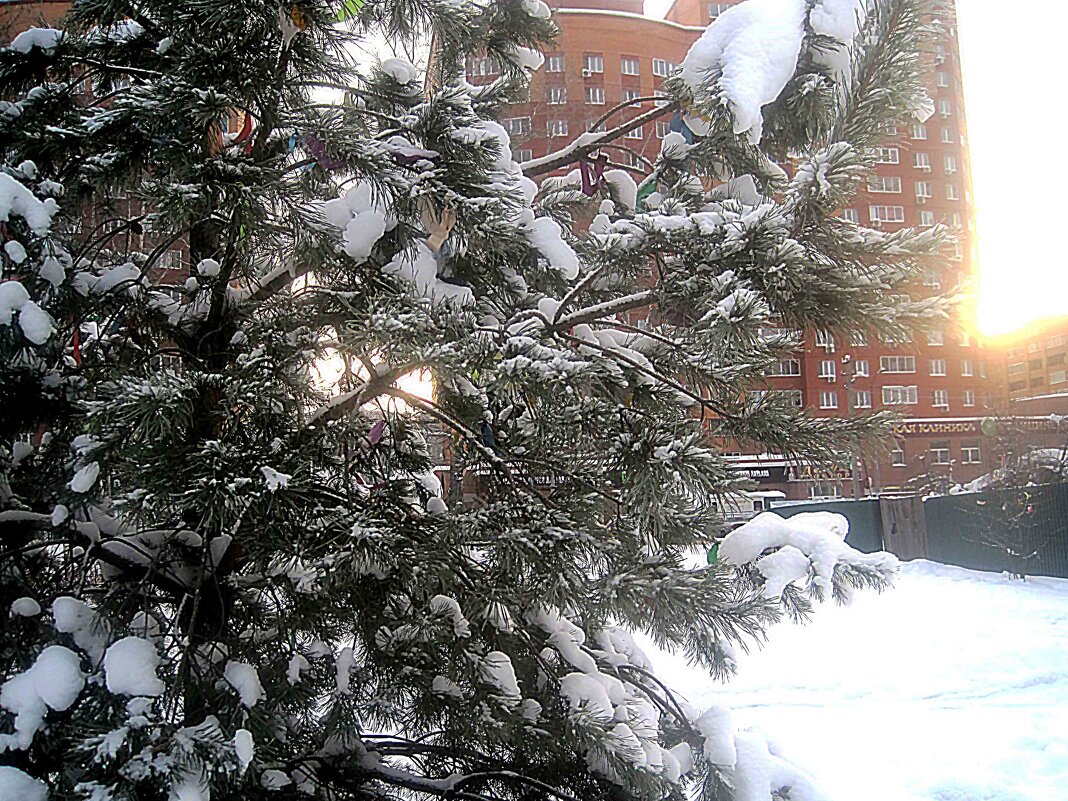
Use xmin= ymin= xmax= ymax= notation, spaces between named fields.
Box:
xmin=103 ymin=637 xmax=165 ymax=697
xmin=0 ymin=646 xmax=85 ymax=750
xmin=719 ymin=511 xmax=897 ymax=597
xmin=10 ymin=27 xmax=66 ymax=54
xmin=69 ymin=462 xmax=101 ymax=493
xmin=10 ymin=597 xmax=41 ymax=617
xmin=234 ymin=728 xmax=254 ymax=775
xmin=260 ymin=465 xmax=291 ymax=492
xmin=224 ymin=661 xmax=264 ymax=707
xmin=680 ymin=0 xmax=806 ymax=143
xmin=0 ymin=767 xmax=48 ymax=801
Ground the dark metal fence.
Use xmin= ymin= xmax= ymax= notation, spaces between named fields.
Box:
xmin=769 ymin=483 xmax=1068 ymax=578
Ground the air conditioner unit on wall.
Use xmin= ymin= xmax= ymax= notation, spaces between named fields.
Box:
xmin=581 ymin=69 xmax=592 ymax=78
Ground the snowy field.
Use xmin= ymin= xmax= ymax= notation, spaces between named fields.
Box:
xmin=646 ymin=561 xmax=1068 ymax=801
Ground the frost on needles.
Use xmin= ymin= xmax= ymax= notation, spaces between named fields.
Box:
xmin=0 ymin=1 xmax=948 ymax=801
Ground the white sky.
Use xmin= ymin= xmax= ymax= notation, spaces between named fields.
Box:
xmin=643 ymin=0 xmax=1068 ymax=335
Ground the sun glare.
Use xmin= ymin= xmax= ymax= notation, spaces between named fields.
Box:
xmin=957 ymin=3 xmax=1068 ymax=336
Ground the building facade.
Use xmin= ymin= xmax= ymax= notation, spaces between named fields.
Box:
xmin=492 ymin=0 xmax=994 ymax=499
xmin=988 ymin=315 xmax=1068 ymax=403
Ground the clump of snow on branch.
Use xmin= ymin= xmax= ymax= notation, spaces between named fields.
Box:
xmin=719 ymin=512 xmax=898 ymax=599
xmin=0 ymin=766 xmax=49 ymax=801
xmin=0 ymin=646 xmax=85 ymax=750
xmin=8 ymin=28 xmax=66 ymax=54
xmin=680 ymin=0 xmax=806 ymax=143
xmin=103 ymin=637 xmax=166 ymax=697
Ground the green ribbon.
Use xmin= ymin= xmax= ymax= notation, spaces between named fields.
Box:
xmin=336 ymin=0 xmax=364 ymax=21
xmin=707 ymin=542 xmax=719 ymax=565
xmin=636 ymin=172 xmax=658 ymax=209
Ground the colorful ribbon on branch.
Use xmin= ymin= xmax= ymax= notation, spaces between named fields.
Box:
xmin=579 ymin=153 xmax=608 ymax=196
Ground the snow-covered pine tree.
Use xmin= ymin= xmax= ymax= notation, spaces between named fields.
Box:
xmin=1 ymin=1 xmax=948 ymax=799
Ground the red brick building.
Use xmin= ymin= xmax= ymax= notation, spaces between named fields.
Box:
xmin=493 ymin=0 xmax=995 ymax=500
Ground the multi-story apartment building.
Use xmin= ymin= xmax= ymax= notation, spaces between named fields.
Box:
xmin=989 ymin=316 xmax=1068 ymax=403
xmin=494 ymin=0 xmax=994 ymax=500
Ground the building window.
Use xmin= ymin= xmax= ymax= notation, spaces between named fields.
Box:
xmin=961 ymin=359 xmax=974 ymax=377
xmin=870 ymin=205 xmax=905 ymax=223
xmin=923 ymin=269 xmax=941 ymax=289
xmin=944 ymin=155 xmax=958 ymax=174
xmin=585 ymin=86 xmax=605 ymax=105
xmin=841 ymin=208 xmax=860 ymax=224
xmin=511 ymin=148 xmax=532 ymax=162
xmin=547 ymin=87 xmax=567 ymax=104
xmin=962 ymin=444 xmax=982 ymax=465
xmin=891 ymin=447 xmax=906 ymax=467
xmin=622 ymin=88 xmax=641 ymax=102
xmin=655 ymin=120 xmax=670 ymax=138
xmin=709 ymin=2 xmax=732 ymax=17
xmin=809 ymin=481 xmax=843 ymax=500
xmin=503 ymin=117 xmax=531 ymax=136
xmin=929 ymin=359 xmax=947 ymax=376
xmin=1051 ymin=370 xmax=1067 ymax=385
xmin=930 ymin=442 xmax=951 ymax=465
xmin=868 ymin=176 xmax=902 ymax=193
xmin=160 ymin=250 xmax=184 ymax=270
xmin=936 ymin=70 xmax=950 ymax=87
xmin=927 ymin=327 xmax=945 ymax=346
xmin=819 ymin=360 xmax=837 ymax=380
xmin=853 ymin=390 xmax=872 ymax=409
xmin=620 ymin=56 xmax=640 ymax=76
xmin=585 ymin=119 xmax=606 ymax=132
xmin=819 ymin=391 xmax=839 ymax=409
xmin=912 ymin=123 xmax=927 ymax=140
xmin=873 ymin=147 xmax=900 ymax=164
xmin=1007 ymin=362 xmax=1026 ymax=376
xmin=883 ymin=385 xmax=919 ymax=405
xmin=979 ymin=360 xmax=987 ymax=378
xmin=468 ymin=56 xmax=498 ymax=76
xmin=855 ymin=359 xmax=870 ymax=377
xmin=625 ymin=126 xmax=643 ymax=140
xmin=652 ymin=58 xmax=673 ymax=77
xmin=766 ymin=358 xmax=802 ymax=376
xmin=963 ymin=389 xmax=976 ymax=407
xmin=1048 ymin=335 xmax=1066 ymax=348
xmin=914 ymin=152 xmax=931 ymax=170
xmin=1029 ymin=357 xmax=1044 ymax=371
xmin=583 ymin=54 xmax=604 ymax=74
xmin=880 ymin=355 xmax=916 ymax=374
xmin=915 ymin=181 xmax=932 ymax=199
xmin=547 ymin=119 xmax=568 ymax=137
xmin=815 ymin=331 xmax=835 ymax=351
xmin=946 ymin=184 xmax=960 ymax=201
xmin=951 ymin=241 xmax=964 ymax=261
xmin=932 ymin=389 xmax=949 ymax=408
xmin=546 ymin=54 xmax=565 ymax=72
xmin=919 ymin=210 xmax=936 ymax=227
xmin=653 ymin=90 xmax=669 ymax=107
xmin=850 ymin=330 xmax=868 ymax=347
xmin=1009 ymin=380 xmax=1026 ymax=392
xmin=941 ymin=127 xmax=954 ymax=143
xmin=1028 ymin=341 xmax=1041 ymax=353
xmin=939 ymin=99 xmax=953 ymax=117
xmin=951 ymin=212 xmax=963 ymax=227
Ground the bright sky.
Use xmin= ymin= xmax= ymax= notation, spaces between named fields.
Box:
xmin=643 ymin=0 xmax=1068 ymax=336
xmin=956 ymin=2 xmax=1068 ymax=335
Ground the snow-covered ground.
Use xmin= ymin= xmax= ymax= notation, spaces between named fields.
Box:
xmin=647 ymin=560 xmax=1068 ymax=801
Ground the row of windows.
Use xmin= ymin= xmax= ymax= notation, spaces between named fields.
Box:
xmin=815 ymin=387 xmax=981 ymax=410
xmin=843 ymin=207 xmax=968 ymax=235
xmin=1007 ymin=336 xmax=1068 ymax=358
xmin=812 ymin=328 xmax=976 ymax=351
xmin=911 ymin=151 xmax=959 ymax=173
xmin=1008 ymin=355 xmax=1068 ymax=375
xmin=867 ymin=176 xmax=962 ymax=201
xmin=891 ymin=442 xmax=983 ymax=467
xmin=910 ymin=122 xmax=960 ymax=144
